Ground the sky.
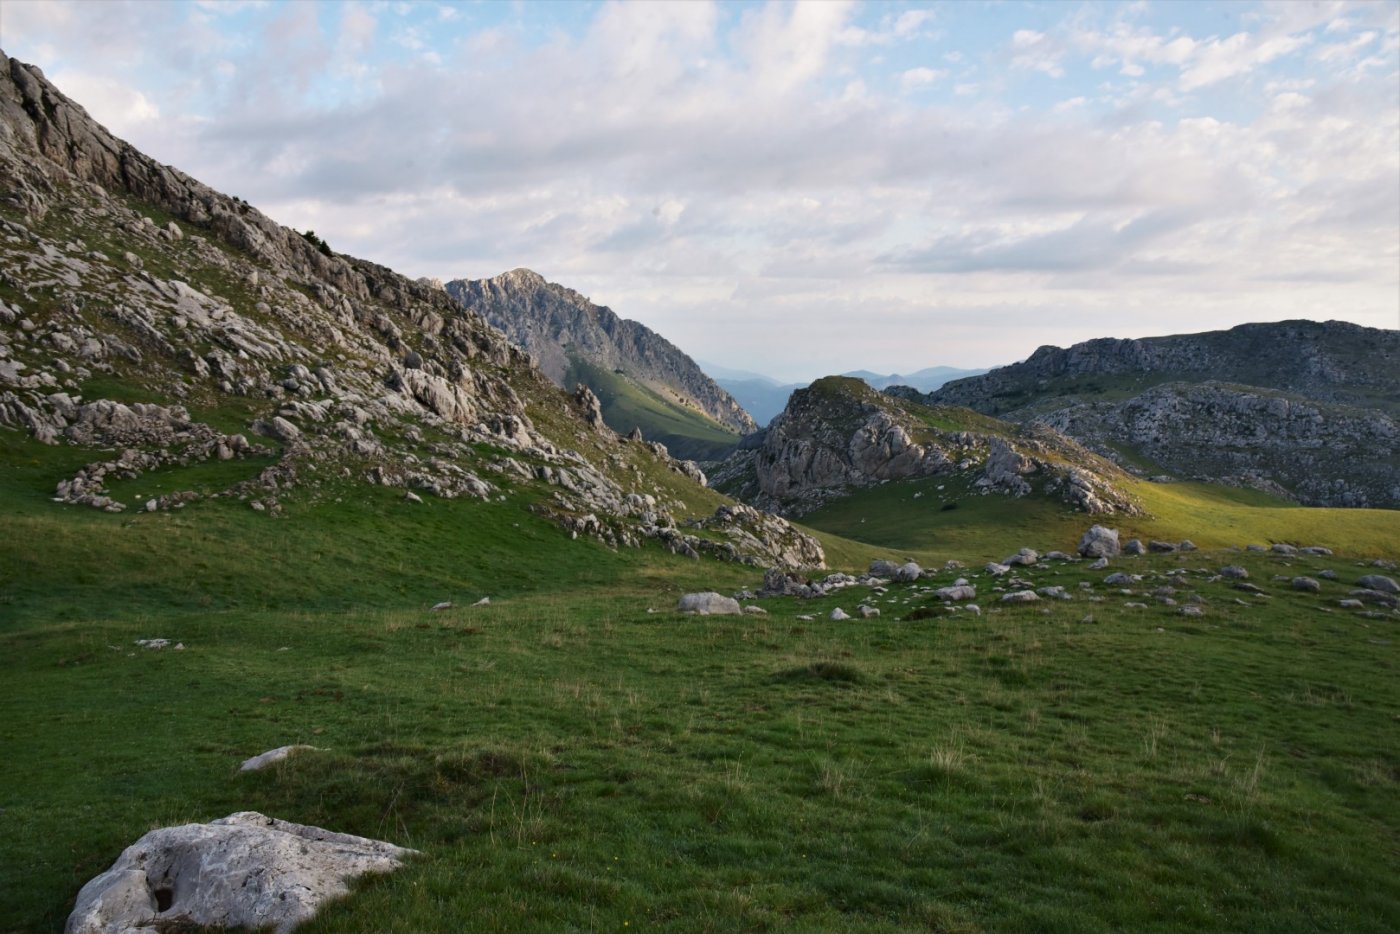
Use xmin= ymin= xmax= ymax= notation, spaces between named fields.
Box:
xmin=3 ymin=0 xmax=1397 ymax=382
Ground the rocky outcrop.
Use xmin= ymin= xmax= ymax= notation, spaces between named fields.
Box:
xmin=66 ymin=812 xmax=416 ymax=934
xmin=714 ymin=376 xmax=1140 ymax=517
xmin=1033 ymin=382 xmax=1400 ymax=508
xmin=0 ymin=54 xmax=816 ymax=564
xmin=921 ymin=321 xmax=1400 ymax=508
xmin=445 ymin=269 xmax=755 ymax=435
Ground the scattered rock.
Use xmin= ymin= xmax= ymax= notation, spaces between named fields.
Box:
xmin=829 ymin=607 xmax=851 ymax=621
xmin=1001 ymin=590 xmax=1039 ymax=603
xmin=239 ymin=745 xmax=322 ymax=772
xmin=984 ymin=562 xmax=1010 ymax=577
xmin=430 ymin=601 xmax=452 ymax=611
xmin=403 ymin=491 xmax=423 ymax=504
xmin=1272 ymin=543 xmax=1298 ymax=555
xmin=936 ymin=585 xmax=976 ymax=602
xmin=1357 ymin=574 xmax=1399 ymax=595
xmin=1088 ymin=556 xmax=1109 ymax=570
xmin=1291 ymin=577 xmax=1321 ymax=593
xmin=741 ymin=605 xmax=768 ymax=616
xmin=1147 ymin=540 xmax=1177 ymax=553
xmin=1103 ymin=572 xmax=1138 ymax=586
xmin=471 ymin=597 xmax=490 ymax=607
xmin=676 ymin=592 xmax=741 ymax=615
xmin=65 ymin=812 xmax=416 ymax=934
xmin=893 ymin=561 xmax=923 ymax=582
xmin=1077 ymin=525 xmax=1120 ymax=558
xmin=1178 ymin=540 xmax=1197 ymax=552
xmin=858 ymin=605 xmax=880 ymax=619
xmin=1123 ymin=539 xmax=1146 ymax=555
xmin=1179 ymin=605 xmax=1204 ymax=617
xmin=1219 ymin=566 xmax=1249 ymax=580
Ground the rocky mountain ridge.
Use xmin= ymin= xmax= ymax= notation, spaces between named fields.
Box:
xmin=0 ymin=53 xmax=822 ymax=571
xmin=445 ymin=269 xmax=756 ymax=439
xmin=918 ymin=320 xmax=1400 ymax=507
xmin=713 ymin=376 xmax=1141 ymax=518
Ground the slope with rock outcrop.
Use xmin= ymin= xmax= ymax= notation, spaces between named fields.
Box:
xmin=712 ymin=375 xmax=1141 ymax=519
xmin=444 ymin=269 xmax=754 ymax=459
xmin=0 ymin=53 xmax=821 ymax=573
xmin=917 ymin=320 xmax=1400 ymax=507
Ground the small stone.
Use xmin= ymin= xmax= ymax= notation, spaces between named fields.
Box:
xmin=829 ymin=607 xmax=851 ymax=621
xmin=1001 ymin=590 xmax=1039 ymax=603
xmin=430 ymin=602 xmax=452 ymax=611
xmin=858 ymin=605 xmax=880 ymax=619
xmin=1291 ymin=577 xmax=1321 ymax=593
xmin=1220 ymin=566 xmax=1249 ymax=579
xmin=239 ymin=745 xmax=322 ymax=772
xmin=742 ymin=605 xmax=768 ymax=615
xmin=472 ymin=597 xmax=491 ymax=607
xmin=403 ymin=491 xmax=423 ymax=504
xmin=677 ymin=592 xmax=741 ymax=615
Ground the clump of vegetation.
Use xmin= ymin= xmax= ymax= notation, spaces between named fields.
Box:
xmin=300 ymin=229 xmax=333 ymax=257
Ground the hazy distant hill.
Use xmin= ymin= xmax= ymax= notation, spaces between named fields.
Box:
xmin=701 ymin=363 xmax=990 ymax=427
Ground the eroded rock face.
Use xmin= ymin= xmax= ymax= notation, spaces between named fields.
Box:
xmin=66 ymin=812 xmax=416 ymax=934
xmin=922 ymin=322 xmax=1400 ymax=508
xmin=713 ymin=377 xmax=1140 ymax=518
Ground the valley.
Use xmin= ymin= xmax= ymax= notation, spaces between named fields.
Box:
xmin=1 ymin=48 xmax=1398 ymax=934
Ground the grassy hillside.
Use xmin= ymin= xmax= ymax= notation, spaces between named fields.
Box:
xmin=564 ymin=356 xmax=742 ymax=462
xmin=801 ymin=473 xmax=1400 ymax=563
xmin=5 ymin=424 xmax=1400 ymax=930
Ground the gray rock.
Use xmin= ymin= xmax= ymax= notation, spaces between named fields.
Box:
xmin=1319 ymin=569 xmax=1338 ymax=580
xmin=676 ymin=592 xmax=742 ymax=615
xmin=893 ymin=561 xmax=922 ymax=582
xmin=1036 ymin=586 xmax=1071 ymax=600
xmin=858 ymin=605 xmax=880 ymax=619
xmin=936 ymin=585 xmax=976 ymax=602
xmin=1348 ymin=588 xmax=1399 ymax=608
xmin=239 ymin=745 xmax=322 ymax=772
xmin=1300 ymin=546 xmax=1333 ymax=555
xmin=1357 ymin=575 xmax=1399 ymax=594
xmin=1001 ymin=590 xmax=1039 ymax=603
xmin=1219 ymin=566 xmax=1249 ymax=579
xmin=1077 ymin=525 xmax=1119 ymax=558
xmin=1003 ymin=548 xmax=1039 ymax=567
xmin=741 ymin=605 xmax=768 ymax=616
xmin=868 ymin=559 xmax=900 ymax=577
xmin=829 ymin=607 xmax=851 ymax=621
xmin=1272 ymin=543 xmax=1298 ymax=555
xmin=1179 ymin=605 xmax=1204 ymax=616
xmin=1339 ymin=599 xmax=1364 ymax=609
xmin=1103 ymin=572 xmax=1138 ymax=585
xmin=1123 ymin=539 xmax=1146 ymax=555
xmin=1291 ymin=577 xmax=1321 ymax=593
xmin=984 ymin=562 xmax=1011 ymax=576
xmin=1178 ymin=540 xmax=1197 ymax=552
xmin=1147 ymin=540 xmax=1177 ymax=553
xmin=65 ymin=812 xmax=416 ymax=934
xmin=1088 ymin=557 xmax=1109 ymax=570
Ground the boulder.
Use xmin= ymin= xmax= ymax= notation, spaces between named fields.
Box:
xmin=239 ymin=745 xmax=322 ymax=772
xmin=868 ymin=559 xmax=900 ymax=577
xmin=829 ymin=607 xmax=851 ymax=621
xmin=1357 ymin=575 xmax=1399 ymax=595
xmin=1291 ymin=577 xmax=1321 ymax=593
xmin=1349 ymin=588 xmax=1399 ymax=608
xmin=1219 ymin=566 xmax=1249 ymax=580
xmin=676 ymin=592 xmax=741 ymax=615
xmin=1103 ymin=572 xmax=1137 ymax=586
xmin=1178 ymin=540 xmax=1197 ymax=552
xmin=1147 ymin=540 xmax=1177 ymax=553
xmin=1271 ymin=543 xmax=1298 ymax=555
xmin=1001 ymin=590 xmax=1039 ymax=603
xmin=984 ymin=562 xmax=1010 ymax=577
xmin=936 ymin=585 xmax=976 ymax=602
xmin=1123 ymin=539 xmax=1146 ymax=555
xmin=1088 ymin=557 xmax=1109 ymax=570
xmin=858 ymin=605 xmax=880 ymax=619
xmin=1003 ymin=548 xmax=1039 ymax=567
xmin=1077 ymin=525 xmax=1119 ymax=558
xmin=893 ymin=561 xmax=922 ymax=582
xmin=65 ymin=812 xmax=416 ymax=934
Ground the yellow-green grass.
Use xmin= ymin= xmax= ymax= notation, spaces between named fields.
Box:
xmin=800 ymin=473 xmax=1400 ymax=563
xmin=564 ymin=357 xmax=741 ymax=461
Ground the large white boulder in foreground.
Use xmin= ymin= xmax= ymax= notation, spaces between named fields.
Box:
xmin=66 ymin=811 xmax=417 ymax=934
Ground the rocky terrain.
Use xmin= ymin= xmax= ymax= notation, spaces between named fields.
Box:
xmin=917 ymin=321 xmax=1400 ymax=507
xmin=0 ymin=54 xmax=820 ymax=571
xmin=712 ymin=376 xmax=1141 ymax=518
xmin=445 ymin=269 xmax=755 ymax=443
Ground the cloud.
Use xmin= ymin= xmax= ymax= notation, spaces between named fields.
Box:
xmin=3 ymin=0 xmax=1396 ymax=378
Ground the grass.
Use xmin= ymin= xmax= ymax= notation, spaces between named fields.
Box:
xmin=799 ymin=473 xmax=1400 ymax=562
xmin=564 ymin=356 xmax=742 ymax=462
xmin=4 ymin=548 xmax=1398 ymax=932
xmin=2 ymin=429 xmax=1399 ymax=931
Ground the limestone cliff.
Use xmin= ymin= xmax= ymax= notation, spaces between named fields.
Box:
xmin=445 ymin=269 xmax=756 ymax=442
xmin=920 ymin=320 xmax=1400 ymax=507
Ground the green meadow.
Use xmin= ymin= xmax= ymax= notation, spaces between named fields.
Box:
xmin=3 ymin=430 xmax=1399 ymax=931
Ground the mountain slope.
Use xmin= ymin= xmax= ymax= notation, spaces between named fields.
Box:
xmin=920 ymin=320 xmax=1400 ymax=507
xmin=0 ymin=54 xmax=820 ymax=572
xmin=444 ymin=270 xmax=755 ymax=459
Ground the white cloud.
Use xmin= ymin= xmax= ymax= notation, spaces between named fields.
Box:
xmin=899 ymin=67 xmax=946 ymax=91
